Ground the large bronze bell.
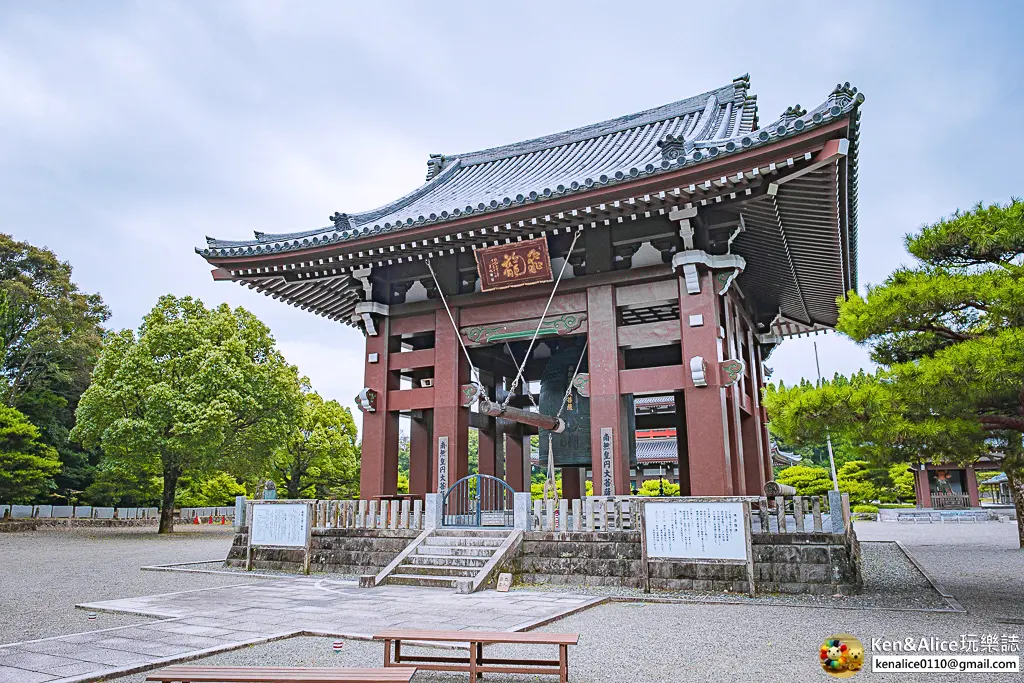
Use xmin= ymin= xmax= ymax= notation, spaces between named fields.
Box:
xmin=538 ymin=341 xmax=591 ymax=466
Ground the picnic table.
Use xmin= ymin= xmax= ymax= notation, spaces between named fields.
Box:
xmin=374 ymin=629 xmax=579 ymax=682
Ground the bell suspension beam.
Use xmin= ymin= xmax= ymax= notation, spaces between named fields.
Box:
xmin=477 ymin=399 xmax=566 ymax=434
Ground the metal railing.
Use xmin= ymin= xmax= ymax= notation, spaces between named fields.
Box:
xmin=443 ymin=474 xmax=515 ymax=527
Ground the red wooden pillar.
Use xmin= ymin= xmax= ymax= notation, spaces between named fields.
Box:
xmin=741 ymin=325 xmax=767 ymax=495
xmin=965 ymin=466 xmax=981 ymax=507
xmin=409 ymin=411 xmax=432 ymax=496
xmin=673 ymin=391 xmax=691 ymax=495
xmin=433 ymin=309 xmax=470 ymax=491
xmin=678 ymin=270 xmax=733 ymax=495
xmin=722 ymin=298 xmax=746 ymax=494
xmin=478 ymin=424 xmax=497 ymax=477
xmin=359 ymin=320 xmax=400 ymax=498
xmin=504 ymin=429 xmax=528 ymax=492
xmin=915 ymin=468 xmax=931 ymax=507
xmin=587 ymin=285 xmax=630 ymax=496
xmin=562 ymin=466 xmax=583 ymax=499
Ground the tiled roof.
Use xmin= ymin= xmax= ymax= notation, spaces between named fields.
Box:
xmin=636 ymin=438 xmax=679 ymax=463
xmin=199 ymin=75 xmax=863 ymax=259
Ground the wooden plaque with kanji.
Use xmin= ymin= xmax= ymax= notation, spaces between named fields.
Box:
xmin=474 ymin=236 xmax=554 ymax=292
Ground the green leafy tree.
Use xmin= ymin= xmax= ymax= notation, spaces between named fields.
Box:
xmin=271 ymin=389 xmax=359 ymax=499
xmin=0 ymin=235 xmax=109 ymax=501
xmin=764 ymin=199 xmax=1024 ymax=547
xmin=176 ymin=472 xmax=247 ymax=507
xmin=71 ymin=295 xmax=302 ymax=532
xmin=0 ymin=235 xmax=108 ymax=408
xmin=85 ymin=460 xmax=161 ymax=507
xmin=0 ymin=405 xmax=61 ymax=502
xmin=888 ymin=464 xmax=916 ymax=502
xmin=836 ymin=461 xmax=878 ymax=505
xmin=636 ymin=478 xmax=681 ymax=497
xmin=775 ymin=465 xmax=833 ymax=496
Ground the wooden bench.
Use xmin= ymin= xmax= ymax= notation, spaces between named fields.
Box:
xmin=373 ymin=629 xmax=579 ymax=682
xmin=145 ymin=665 xmax=417 ymax=682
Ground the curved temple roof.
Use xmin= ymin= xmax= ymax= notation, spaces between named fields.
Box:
xmin=200 ymin=75 xmax=863 ymax=263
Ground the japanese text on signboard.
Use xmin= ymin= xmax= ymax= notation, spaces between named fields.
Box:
xmin=600 ymin=427 xmax=614 ymax=496
xmin=250 ymin=503 xmax=309 ymax=547
xmin=437 ymin=436 xmax=449 ymax=495
xmin=474 ymin=237 xmax=553 ymax=291
xmin=645 ymin=501 xmax=747 ymax=561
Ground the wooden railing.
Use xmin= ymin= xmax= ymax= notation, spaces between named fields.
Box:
xmin=307 ymin=499 xmax=425 ymax=531
xmin=751 ymin=494 xmax=851 ymax=534
xmin=930 ymin=493 xmax=970 ymax=509
xmin=530 ymin=497 xmax=635 ymax=532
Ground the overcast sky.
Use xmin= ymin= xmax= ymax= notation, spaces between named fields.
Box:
xmin=6 ymin=1 xmax=1023 ymax=425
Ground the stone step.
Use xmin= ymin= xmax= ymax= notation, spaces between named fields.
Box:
xmin=431 ymin=528 xmax=511 ymax=538
xmin=386 ymin=573 xmax=462 ymax=588
xmin=407 ymin=554 xmax=490 ymax=568
xmin=421 ymin=536 xmax=505 ymax=548
xmin=413 ymin=545 xmax=496 ymax=558
xmin=397 ymin=563 xmax=480 ymax=577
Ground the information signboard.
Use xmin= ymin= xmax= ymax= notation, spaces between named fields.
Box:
xmin=643 ymin=500 xmax=747 ymax=561
xmin=250 ymin=503 xmax=309 ymax=547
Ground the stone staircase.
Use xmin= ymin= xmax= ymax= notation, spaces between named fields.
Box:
xmin=384 ymin=528 xmax=512 ymax=590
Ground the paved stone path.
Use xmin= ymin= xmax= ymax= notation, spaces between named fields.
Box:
xmin=0 ymin=578 xmax=601 ymax=683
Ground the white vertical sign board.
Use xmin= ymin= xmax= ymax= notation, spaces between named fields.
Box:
xmin=644 ymin=501 xmax=747 ymax=561
xmin=250 ymin=503 xmax=309 ymax=547
xmin=437 ymin=436 xmax=449 ymax=495
xmin=600 ymin=427 xmax=614 ymax=496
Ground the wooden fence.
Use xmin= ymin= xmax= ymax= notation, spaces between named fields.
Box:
xmin=530 ymin=498 xmax=635 ymax=532
xmin=751 ymin=494 xmax=851 ymax=534
xmin=309 ymin=499 xmax=425 ymax=531
xmin=527 ymin=494 xmax=853 ymax=535
xmin=930 ymin=493 xmax=971 ymax=509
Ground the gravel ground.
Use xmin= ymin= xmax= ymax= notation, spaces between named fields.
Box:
xmin=6 ymin=521 xmax=1023 ymax=682
xmin=0 ymin=526 xmax=240 ymax=645
xmin=857 ymin=520 xmax=1024 ymax=621
xmin=510 ymin=540 xmax=951 ymax=611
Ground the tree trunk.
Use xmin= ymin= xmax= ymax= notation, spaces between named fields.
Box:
xmin=1004 ymin=465 xmax=1024 ymax=550
xmin=159 ymin=465 xmax=180 ymax=534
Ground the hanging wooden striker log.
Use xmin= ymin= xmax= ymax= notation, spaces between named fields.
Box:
xmin=763 ymin=481 xmax=797 ymax=497
xmin=477 ymin=399 xmax=566 ymax=433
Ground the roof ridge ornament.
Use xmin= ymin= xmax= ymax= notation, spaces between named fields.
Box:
xmin=329 ymin=212 xmax=351 ymax=230
xmin=829 ymin=82 xmax=865 ymax=109
xmin=426 ymin=154 xmax=446 ymax=181
xmin=780 ymin=104 xmax=807 ymax=125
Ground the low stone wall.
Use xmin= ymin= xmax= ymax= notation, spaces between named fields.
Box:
xmin=226 ymin=527 xmax=420 ymax=574
xmin=0 ymin=518 xmax=160 ymax=533
xmin=513 ymin=530 xmax=861 ymax=595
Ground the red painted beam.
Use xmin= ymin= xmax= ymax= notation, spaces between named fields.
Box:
xmin=390 ymin=348 xmax=435 ymax=371
xmin=618 ymin=365 xmax=687 ymax=395
xmin=390 ymin=313 xmax=436 ymax=336
xmin=460 ymin=292 xmax=586 ymax=327
xmin=387 ymin=387 xmax=435 ymax=411
xmin=616 ymin=320 xmax=682 ymax=349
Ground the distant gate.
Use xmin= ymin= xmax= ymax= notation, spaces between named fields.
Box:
xmin=442 ymin=474 xmax=514 ymax=527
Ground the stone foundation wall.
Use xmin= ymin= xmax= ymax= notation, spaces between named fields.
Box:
xmin=226 ymin=527 xmax=420 ymax=574
xmin=513 ymin=530 xmax=861 ymax=595
xmin=0 ymin=518 xmax=160 ymax=533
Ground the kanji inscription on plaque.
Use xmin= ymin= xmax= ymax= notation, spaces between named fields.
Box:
xmin=475 ymin=237 xmax=554 ymax=291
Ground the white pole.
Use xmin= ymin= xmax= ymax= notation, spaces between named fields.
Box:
xmin=814 ymin=341 xmax=840 ymax=491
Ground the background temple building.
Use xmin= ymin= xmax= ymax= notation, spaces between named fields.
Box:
xmin=198 ymin=75 xmax=863 ymax=501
